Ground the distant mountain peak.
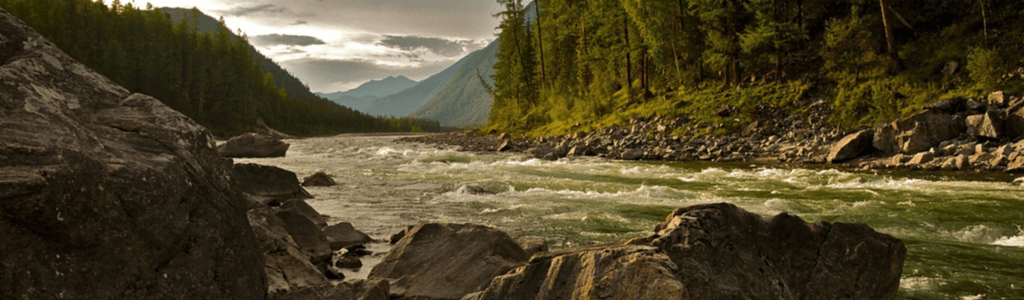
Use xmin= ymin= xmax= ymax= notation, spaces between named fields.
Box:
xmin=320 ymin=75 xmax=420 ymax=101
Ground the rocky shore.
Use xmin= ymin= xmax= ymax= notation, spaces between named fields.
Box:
xmin=404 ymin=92 xmax=1024 ymax=173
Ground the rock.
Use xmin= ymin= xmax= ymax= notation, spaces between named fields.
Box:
xmin=231 ymin=163 xmax=313 ymax=206
xmin=269 ymin=279 xmax=390 ymax=300
xmin=989 ymin=91 xmax=1007 ymax=108
xmin=368 ymin=223 xmax=530 ymax=300
xmin=924 ymin=97 xmax=966 ymax=114
xmin=715 ymin=104 xmax=737 ymax=117
xmin=471 ymin=203 xmax=905 ymax=300
xmin=1007 ymin=157 xmax=1024 ymax=173
xmin=0 ymin=10 xmax=264 ymax=299
xmin=516 ymin=236 xmax=549 ymax=256
xmin=249 ymin=207 xmax=329 ymax=295
xmin=828 ymin=129 xmax=875 ymax=163
xmin=954 ymin=155 xmax=970 ymax=170
xmin=892 ymin=111 xmax=965 ymax=154
xmin=279 ymin=198 xmax=328 ymax=229
xmin=219 ymin=132 xmax=291 ymax=158
xmin=253 ymin=117 xmax=296 ymax=140
xmin=276 ymin=210 xmax=333 ymax=264
xmin=324 ymin=222 xmax=373 ymax=250
xmin=619 ymin=148 xmax=644 ymax=160
xmin=873 ymin=124 xmax=900 ymax=155
xmin=333 ymin=249 xmax=364 ymax=269
xmin=907 ymin=152 xmax=935 ymax=166
xmin=496 ymin=139 xmax=512 ymax=152
xmin=1005 ymin=106 xmax=1024 ymax=140
xmin=966 ymin=110 xmax=1004 ymax=139
xmin=302 ymin=171 xmax=337 ymax=187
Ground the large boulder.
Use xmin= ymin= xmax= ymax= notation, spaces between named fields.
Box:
xmin=827 ymin=129 xmax=875 ymax=163
xmin=471 ymin=203 xmax=906 ymax=300
xmin=891 ymin=110 xmax=965 ymax=154
xmin=231 ymin=163 xmax=313 ymax=206
xmin=966 ymin=110 xmax=1004 ymax=139
xmin=248 ymin=207 xmax=329 ymax=295
xmin=219 ymin=132 xmax=290 ymax=158
xmin=301 ymin=171 xmax=337 ymax=187
xmin=1006 ymin=107 xmax=1024 ymax=140
xmin=368 ymin=223 xmax=530 ymax=300
xmin=269 ymin=279 xmax=390 ymax=300
xmin=324 ymin=222 xmax=373 ymax=250
xmin=0 ymin=8 xmax=264 ymax=299
xmin=276 ymin=210 xmax=333 ymax=264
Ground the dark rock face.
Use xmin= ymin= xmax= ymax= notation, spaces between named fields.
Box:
xmin=219 ymin=132 xmax=290 ymax=158
xmin=471 ymin=203 xmax=906 ymax=300
xmin=276 ymin=210 xmax=333 ymax=264
xmin=369 ymin=223 xmax=530 ymax=300
xmin=324 ymin=222 xmax=373 ymax=250
xmin=892 ymin=110 xmax=965 ymax=154
xmin=301 ymin=171 xmax=337 ymax=187
xmin=279 ymin=198 xmax=328 ymax=229
xmin=231 ymin=163 xmax=313 ymax=206
xmin=827 ymin=129 xmax=875 ymax=163
xmin=0 ymin=8 xmax=264 ymax=299
xmin=248 ymin=207 xmax=329 ymax=295
xmin=1006 ymin=106 xmax=1024 ymax=140
xmin=268 ymin=279 xmax=390 ymax=300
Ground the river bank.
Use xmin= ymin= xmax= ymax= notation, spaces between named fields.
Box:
xmin=405 ymin=92 xmax=1024 ymax=174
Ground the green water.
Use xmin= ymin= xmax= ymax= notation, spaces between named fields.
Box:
xmin=248 ymin=135 xmax=1024 ymax=299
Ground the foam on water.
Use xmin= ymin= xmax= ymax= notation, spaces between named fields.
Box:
xmin=992 ymin=226 xmax=1024 ymax=247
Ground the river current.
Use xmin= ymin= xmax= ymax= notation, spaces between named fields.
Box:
xmin=237 ymin=134 xmax=1024 ymax=300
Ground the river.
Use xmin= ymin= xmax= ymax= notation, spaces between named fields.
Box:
xmin=236 ymin=134 xmax=1024 ymax=300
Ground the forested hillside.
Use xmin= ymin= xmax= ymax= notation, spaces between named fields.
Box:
xmin=488 ymin=0 xmax=1024 ymax=136
xmin=0 ymin=0 xmax=440 ymax=136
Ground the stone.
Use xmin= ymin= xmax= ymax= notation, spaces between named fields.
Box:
xmin=989 ymin=91 xmax=1007 ymax=108
xmin=368 ymin=223 xmax=530 ymax=300
xmin=873 ymin=124 xmax=900 ymax=155
xmin=924 ymin=97 xmax=966 ymax=114
xmin=1005 ymin=106 xmax=1024 ymax=140
xmin=940 ymin=157 xmax=957 ymax=170
xmin=966 ymin=110 xmax=1004 ymax=139
xmin=219 ymin=132 xmax=291 ymax=158
xmin=231 ymin=163 xmax=313 ymax=206
xmin=249 ymin=207 xmax=329 ymax=295
xmin=1007 ymin=157 xmax=1024 ymax=173
xmin=516 ymin=236 xmax=549 ymax=256
xmin=954 ymin=155 xmax=970 ymax=170
xmin=827 ymin=129 xmax=875 ymax=163
xmin=333 ymin=249 xmax=364 ymax=269
xmin=620 ymin=148 xmax=644 ymax=160
xmin=269 ymin=279 xmax=390 ymax=300
xmin=0 ymin=10 xmax=263 ymax=299
xmin=907 ymin=152 xmax=935 ymax=166
xmin=276 ymin=210 xmax=333 ymax=264
xmin=324 ymin=222 xmax=373 ymax=250
xmin=301 ymin=171 xmax=337 ymax=187
xmin=470 ymin=203 xmax=905 ymax=300
xmin=715 ymin=104 xmax=737 ymax=117
xmin=496 ymin=139 xmax=511 ymax=152
xmin=892 ymin=111 xmax=965 ymax=154
xmin=279 ymin=199 xmax=328 ymax=229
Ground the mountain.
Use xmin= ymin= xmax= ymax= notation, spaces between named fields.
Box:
xmin=409 ymin=39 xmax=499 ymax=127
xmin=319 ymin=75 xmax=418 ymax=99
xmin=365 ymin=58 xmax=470 ymax=118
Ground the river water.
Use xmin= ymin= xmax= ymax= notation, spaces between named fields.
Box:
xmin=237 ymin=134 xmax=1024 ymax=300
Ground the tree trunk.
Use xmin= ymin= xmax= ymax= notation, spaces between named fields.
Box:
xmin=624 ymin=12 xmax=632 ymax=92
xmin=879 ymin=0 xmax=902 ymax=74
xmin=535 ymin=1 xmax=546 ymax=88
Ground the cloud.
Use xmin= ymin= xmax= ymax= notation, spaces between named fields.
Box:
xmin=290 ymin=20 xmax=308 ymax=26
xmin=215 ymin=4 xmax=289 ymax=17
xmin=378 ymin=35 xmax=491 ymax=57
xmin=250 ymin=34 xmax=326 ymax=47
xmin=279 ymin=57 xmax=455 ymax=93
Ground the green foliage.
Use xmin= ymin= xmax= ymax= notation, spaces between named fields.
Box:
xmin=486 ymin=0 xmax=1024 ymax=135
xmin=0 ymin=0 xmax=439 ymax=136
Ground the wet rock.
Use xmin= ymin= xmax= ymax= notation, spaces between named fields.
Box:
xmin=966 ymin=110 xmax=1004 ymax=139
xmin=219 ymin=132 xmax=291 ymax=158
xmin=302 ymin=171 xmax=337 ymax=187
xmin=471 ymin=203 xmax=906 ymax=300
xmin=324 ymin=222 xmax=373 ymax=250
xmin=279 ymin=198 xmax=328 ymax=229
xmin=620 ymin=148 xmax=644 ymax=160
xmin=828 ymin=129 xmax=875 ymax=163
xmin=231 ymin=163 xmax=313 ymax=206
xmin=0 ymin=10 xmax=263 ymax=299
xmin=276 ymin=210 xmax=333 ymax=264
xmin=249 ymin=207 xmax=329 ymax=295
xmin=369 ymin=223 xmax=530 ymax=300
xmin=332 ymin=248 xmax=364 ymax=269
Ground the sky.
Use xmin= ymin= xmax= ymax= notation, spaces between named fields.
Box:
xmin=105 ymin=0 xmax=504 ymax=93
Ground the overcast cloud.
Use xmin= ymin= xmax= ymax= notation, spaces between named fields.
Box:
xmin=105 ymin=0 xmax=503 ymax=92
